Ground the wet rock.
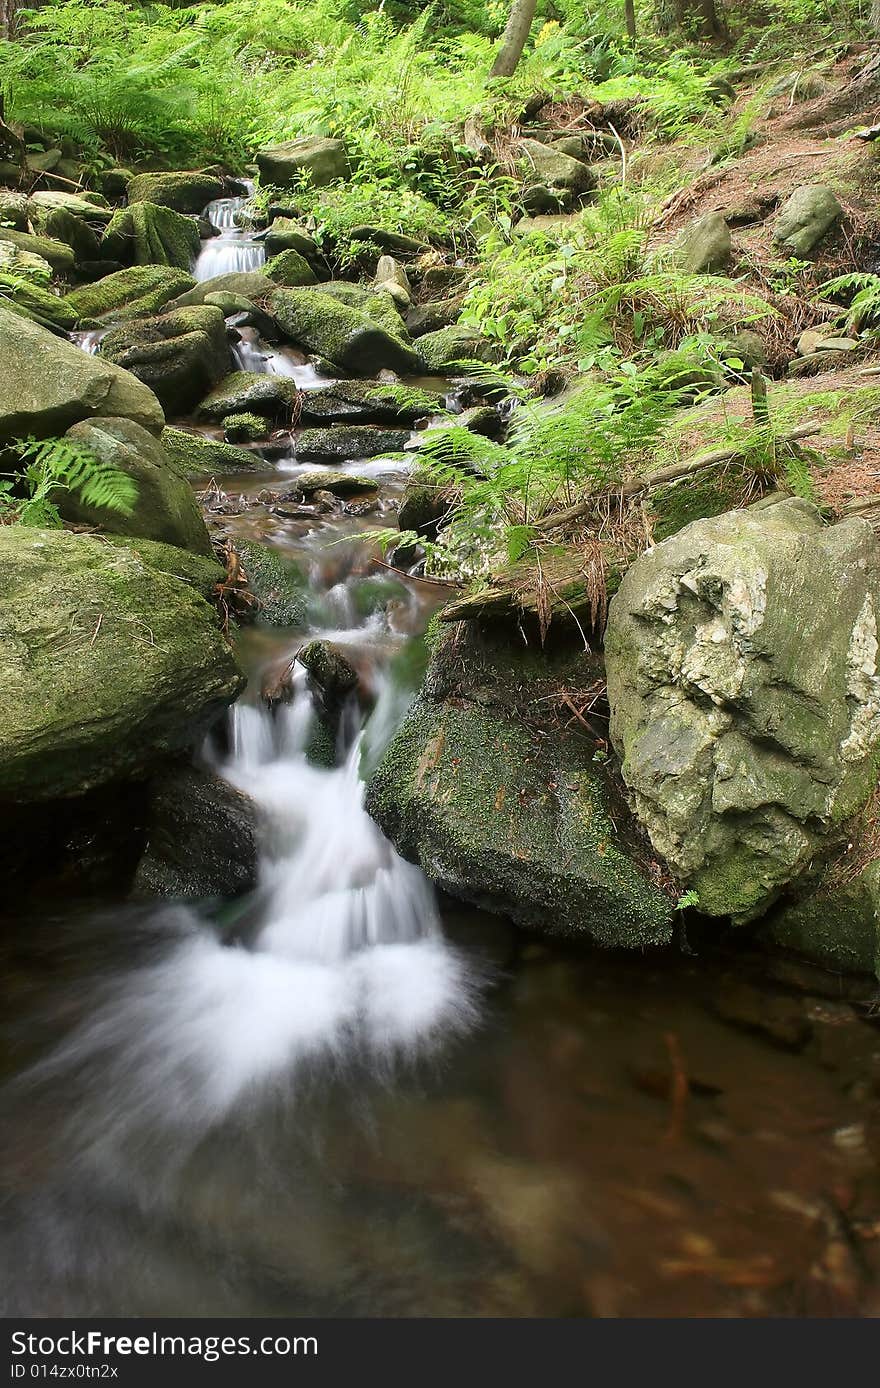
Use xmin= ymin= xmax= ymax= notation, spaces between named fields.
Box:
xmin=63 ymin=266 xmax=196 ymax=325
xmin=762 ymin=860 xmax=880 ymax=978
xmin=264 ymin=216 xmax=319 ymax=259
xmin=0 ymin=528 xmax=244 ymax=801
xmin=125 ymin=171 xmax=225 ymax=214
xmin=674 ymin=212 xmax=732 ymax=274
xmin=405 ymin=294 xmax=467 ymax=337
xmin=298 ymin=639 xmax=358 ymax=705
xmin=398 ymin=471 xmax=457 ymax=538
xmin=161 ymin=427 xmax=261 ymax=477
xmin=262 ymin=247 xmax=318 ymax=286
xmin=0 ymin=304 xmax=164 ymax=442
xmin=27 ymin=203 xmax=101 ymax=265
xmin=774 ymin=185 xmax=843 ymax=255
xmin=294 ymin=424 xmax=410 ymax=461
xmin=711 ymin=979 xmax=812 ymax=1049
xmin=297 ymin=379 xmax=442 ymax=426
xmin=288 ymin=470 xmax=379 ymax=497
xmin=131 ymin=763 xmax=260 ymax=902
xmin=269 ymin=287 xmax=423 ymax=375
xmin=606 ymin=498 xmax=880 ymax=921
xmin=102 ymin=201 xmax=201 ymax=271
xmin=197 ymin=370 xmax=299 ymax=423
xmin=222 ymin=412 xmax=270 ymax=442
xmin=348 ymin=226 xmax=430 ymax=254
xmin=518 ymin=139 xmax=597 ymax=212
xmin=62 ymin=416 xmax=214 ymax=555
xmin=256 ymin=136 xmax=349 ymax=188
xmin=0 ymin=269 xmax=78 ymax=333
xmin=99 ymin=305 xmax=231 ymax=415
xmin=167 ymin=270 xmax=279 ymax=310
xmin=367 ymin=623 xmax=674 ymax=947
xmin=235 ymin=539 xmax=308 ymax=626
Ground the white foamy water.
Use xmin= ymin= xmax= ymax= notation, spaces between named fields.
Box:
xmin=194 ymin=195 xmax=266 ymax=281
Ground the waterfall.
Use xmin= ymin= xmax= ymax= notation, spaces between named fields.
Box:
xmin=193 ymin=194 xmax=266 ymax=281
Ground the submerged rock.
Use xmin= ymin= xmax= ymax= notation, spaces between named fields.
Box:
xmin=99 ymin=304 xmax=232 ymax=415
xmin=0 ymin=528 xmax=244 ymax=801
xmin=605 ymin=499 xmax=880 ymax=921
xmin=0 ymin=305 xmax=164 ymax=441
xmin=62 ymin=416 xmax=214 ymax=555
xmin=132 ymin=763 xmax=260 ymax=901
xmin=269 ymin=287 xmax=422 ymax=375
xmin=64 ymin=266 xmax=196 ymax=325
xmin=367 ymin=624 xmax=674 ymax=946
xmin=235 ymin=539 xmax=308 ymax=626
xmin=125 ymin=171 xmax=225 ymax=214
xmin=256 ymin=136 xmax=349 ymax=188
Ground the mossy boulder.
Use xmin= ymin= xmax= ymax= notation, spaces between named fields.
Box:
xmin=291 ymin=470 xmax=378 ymax=497
xmin=298 ymin=379 xmax=443 ymax=426
xmin=256 ymin=136 xmax=348 ymax=188
xmin=761 ymin=861 xmax=880 ymax=979
xmin=367 ymin=623 xmax=673 ymax=946
xmin=0 ymin=227 xmax=74 ymax=274
xmin=161 ymin=426 xmax=261 ymax=477
xmin=99 ymin=305 xmax=231 ymax=415
xmin=222 ymin=412 xmax=268 ymax=442
xmin=62 ymin=416 xmax=214 ymax=555
xmin=673 ymin=211 xmax=732 ymax=274
xmin=235 ymin=539 xmax=308 ymax=626
xmin=0 ymin=527 xmax=244 ymax=802
xmin=298 ymin=639 xmax=358 ymax=704
xmin=264 ymin=217 xmax=319 ymax=258
xmin=0 ymin=276 xmax=78 ymax=333
xmin=63 ymin=266 xmax=196 ymax=325
xmin=27 ymin=204 xmax=101 ymax=264
xmin=28 ymin=189 xmax=112 ymax=222
xmin=132 ymin=763 xmax=259 ymax=902
xmin=269 ymin=287 xmax=423 ymax=375
xmin=167 ymin=271 xmax=277 ymax=309
xmin=418 ymin=324 xmax=496 ymax=373
xmin=519 ymin=138 xmax=597 ymax=213
xmin=0 ymin=191 xmax=29 ymax=229
xmin=773 ymin=184 xmax=843 ymax=255
xmin=99 ymin=534 xmax=223 ymax=598
xmin=606 ymin=499 xmax=880 ymax=922
xmin=0 ymin=304 xmax=164 ymax=442
xmin=294 ymin=425 xmax=410 ymax=461
xmin=125 ymin=171 xmax=225 ymax=214
xmin=102 ymin=202 xmax=201 ymax=271
xmin=262 ymin=247 xmax=317 ymax=286
xmin=197 ymin=370 xmax=299 ymax=422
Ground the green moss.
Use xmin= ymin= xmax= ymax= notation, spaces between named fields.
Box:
xmin=197 ymin=370 xmax=298 ymax=422
xmin=161 ymin=426 xmax=261 ymax=477
xmin=0 ymin=227 xmax=74 ymax=274
xmin=262 ymin=248 xmax=317 ymax=286
xmin=222 ymin=412 xmax=268 ymax=441
xmin=235 ymin=539 xmax=308 ymax=626
xmin=126 ymin=172 xmax=224 ymax=214
xmin=102 ymin=202 xmax=201 ymax=271
xmin=269 ymin=287 xmax=422 ymax=375
xmin=100 ymin=534 xmax=224 ymax=597
xmin=762 ymin=860 xmax=880 ymax=978
xmin=64 ymin=266 xmax=195 ymax=326
xmin=418 ymin=324 xmax=496 ymax=373
xmin=0 ymin=280 xmax=77 ymax=332
xmin=648 ymin=464 xmax=754 ymax=542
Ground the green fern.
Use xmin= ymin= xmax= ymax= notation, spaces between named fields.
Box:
xmin=820 ymin=272 xmax=880 ymax=333
xmin=1 ymin=437 xmax=138 ymax=529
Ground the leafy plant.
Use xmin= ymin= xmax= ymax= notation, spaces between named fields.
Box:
xmin=0 ymin=436 xmax=138 ymax=529
xmin=820 ymin=271 xmax=880 ymax=333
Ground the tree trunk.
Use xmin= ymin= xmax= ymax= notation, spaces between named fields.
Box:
xmin=490 ymin=0 xmax=539 ymax=79
xmin=1 ymin=0 xmax=18 ymax=40
xmin=625 ymin=0 xmax=637 ymax=40
xmin=873 ymin=0 xmax=880 ymax=35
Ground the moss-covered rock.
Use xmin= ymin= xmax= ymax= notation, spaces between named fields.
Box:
xmin=519 ymin=139 xmax=597 ymax=213
xmin=418 ymin=324 xmax=496 ymax=372
xmin=222 ymin=412 xmax=268 ymax=442
xmin=298 ymin=639 xmax=358 ymax=703
xmin=126 ymin=171 xmax=225 ymax=214
xmin=298 ymin=379 xmax=442 ymax=426
xmin=235 ymin=539 xmax=308 ymax=626
xmin=99 ymin=305 xmax=231 ymax=415
xmin=761 ymin=861 xmax=880 ymax=978
xmin=102 ymin=202 xmax=201 ymax=271
xmin=161 ymin=426 xmax=261 ymax=477
xmin=27 ymin=204 xmax=101 ymax=264
xmin=294 ymin=424 xmax=410 ymax=461
xmin=62 ymin=416 xmax=214 ymax=555
xmin=99 ymin=534 xmax=223 ymax=597
xmin=673 ymin=211 xmax=732 ymax=274
xmin=269 ymin=287 xmax=423 ymax=375
xmin=367 ymin=624 xmax=673 ymax=946
xmin=28 ymin=189 xmax=112 ymax=222
xmin=64 ymin=266 xmax=196 ymax=325
xmin=774 ymin=184 xmax=843 ymax=255
xmin=264 ymin=217 xmax=319 ymax=258
xmin=291 ymin=470 xmax=379 ymax=497
xmin=0 ymin=226 xmax=74 ymax=274
xmin=606 ymin=499 xmax=880 ymax=922
xmin=256 ymin=136 xmax=348 ymax=188
xmin=0 ymin=304 xmax=164 ymax=441
xmin=197 ymin=370 xmax=299 ymax=423
xmin=0 ymin=276 xmax=78 ymax=333
xmin=0 ymin=191 xmax=29 ymax=229
xmin=167 ymin=270 xmax=277 ymax=310
xmin=262 ymin=247 xmax=317 ymax=286
xmin=0 ymin=527 xmax=244 ymax=801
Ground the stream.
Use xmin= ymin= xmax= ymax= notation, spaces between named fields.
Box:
xmin=1 ymin=199 xmax=880 ymax=1319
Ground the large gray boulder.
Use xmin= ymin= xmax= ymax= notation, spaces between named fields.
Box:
xmin=99 ymin=305 xmax=232 ymax=415
xmin=269 ymin=287 xmax=422 ymax=374
xmin=773 ymin=184 xmax=842 ymax=255
xmin=256 ymin=136 xmax=348 ymax=188
xmin=605 ymin=498 xmax=880 ymax=921
xmin=0 ymin=528 xmax=244 ymax=801
xmin=367 ymin=624 xmax=674 ymax=947
xmin=125 ymin=171 xmax=225 ymax=214
xmin=0 ymin=305 xmax=164 ymax=442
xmin=519 ymin=139 xmax=596 ymax=213
xmin=62 ymin=417 xmax=214 ymax=556
xmin=674 ymin=212 xmax=732 ymax=274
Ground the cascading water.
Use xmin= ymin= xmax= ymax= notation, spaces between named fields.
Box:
xmin=193 ymin=190 xmax=266 ymax=281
